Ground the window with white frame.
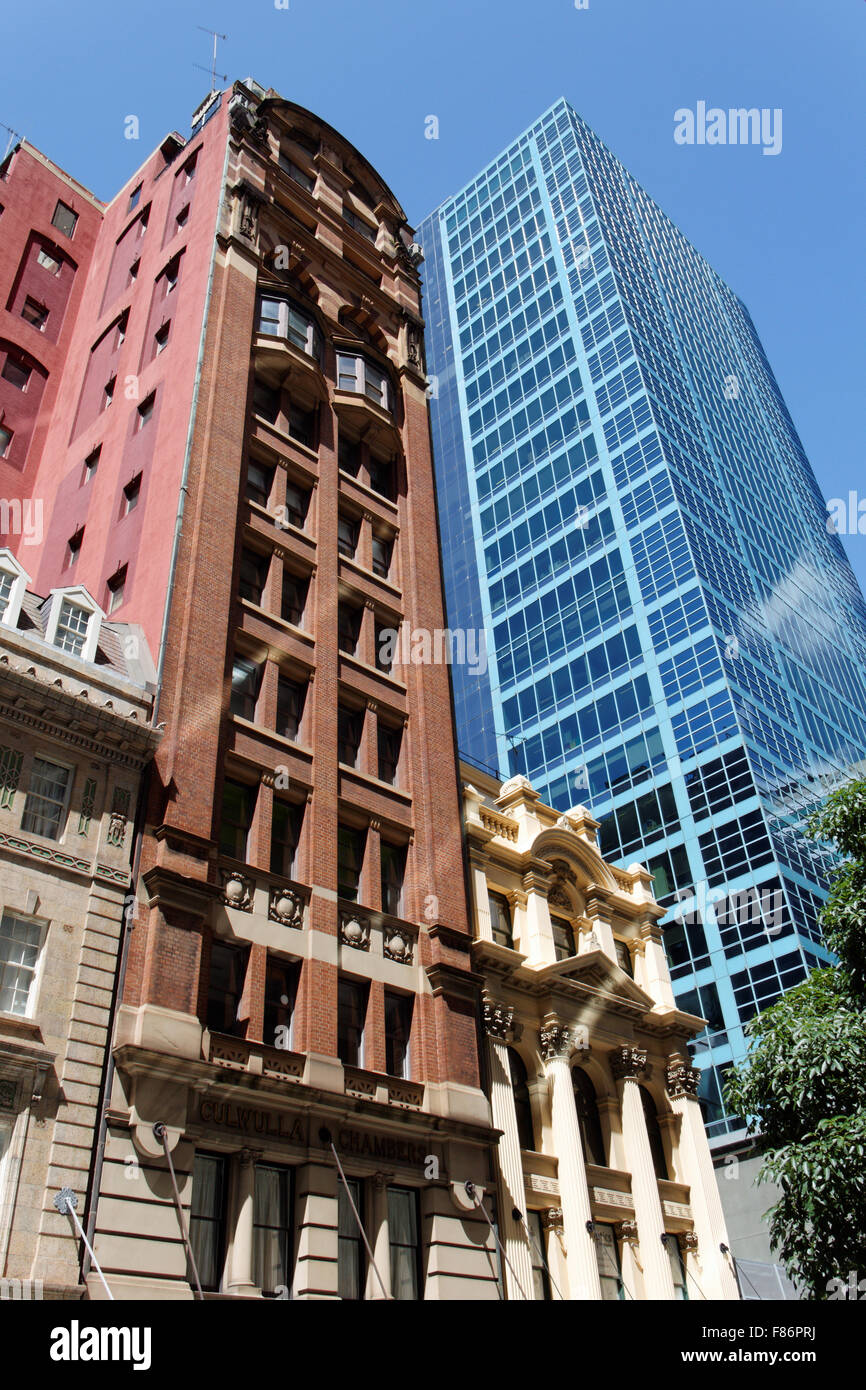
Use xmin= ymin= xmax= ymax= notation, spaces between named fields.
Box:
xmin=0 ymin=910 xmax=45 ymax=1016
xmin=335 ymin=353 xmax=392 ymax=412
xmin=0 ymin=553 xmax=28 ymax=628
xmin=256 ymin=296 xmax=321 ymax=360
xmin=21 ymin=757 xmax=70 ymax=840
xmin=53 ymin=598 xmax=90 ymax=656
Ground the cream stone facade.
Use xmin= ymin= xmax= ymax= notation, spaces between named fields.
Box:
xmin=463 ymin=762 xmax=740 ymax=1301
xmin=0 ymin=549 xmax=159 ymax=1297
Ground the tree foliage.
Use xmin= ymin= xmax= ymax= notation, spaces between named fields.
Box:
xmin=725 ymin=778 xmax=866 ymax=1297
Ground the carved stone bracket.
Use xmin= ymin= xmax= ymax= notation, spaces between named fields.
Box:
xmin=221 ymin=870 xmax=254 ymax=912
xmin=679 ymin=1230 xmax=699 ymax=1253
xmin=616 ymin=1219 xmax=639 ymax=1242
xmin=610 ymin=1045 xmax=649 ymax=1082
xmin=482 ymin=996 xmax=514 ymax=1041
xmin=269 ymin=887 xmax=304 ymax=930
xmin=540 ymin=1207 xmax=564 ymax=1233
xmin=666 ymin=1055 xmax=701 ymax=1099
xmin=340 ymin=911 xmax=370 ymax=951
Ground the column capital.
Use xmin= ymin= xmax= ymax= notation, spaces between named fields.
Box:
xmin=610 ymin=1045 xmax=648 ymax=1082
xmin=539 ymin=1015 xmax=572 ymax=1062
xmin=665 ymin=1054 xmax=701 ymax=1099
xmin=483 ymin=995 xmax=515 ymax=1041
xmin=522 ymin=868 xmax=551 ymax=895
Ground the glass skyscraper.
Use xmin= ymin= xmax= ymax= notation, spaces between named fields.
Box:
xmin=419 ymin=98 xmax=866 ymax=1157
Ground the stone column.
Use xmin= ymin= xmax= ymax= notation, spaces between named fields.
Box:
xmin=611 ymin=1046 xmax=676 ymax=1298
xmin=227 ymin=1149 xmax=259 ymax=1296
xmin=521 ymin=868 xmax=553 ymax=961
xmin=665 ymin=1054 xmax=740 ymax=1300
xmin=367 ymin=1172 xmax=393 ymax=1300
xmin=639 ymin=921 xmax=676 ymax=1008
xmin=540 ymin=1016 xmax=602 ymax=1299
xmin=483 ymin=997 xmax=534 ymax=1299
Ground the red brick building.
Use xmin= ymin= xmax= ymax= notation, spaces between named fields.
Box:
xmin=0 ymin=84 xmax=499 ymax=1299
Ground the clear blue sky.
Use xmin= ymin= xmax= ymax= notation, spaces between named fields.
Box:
xmin=5 ymin=0 xmax=864 ymax=593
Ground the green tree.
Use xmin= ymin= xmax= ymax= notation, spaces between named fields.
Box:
xmin=725 ymin=778 xmax=866 ymax=1298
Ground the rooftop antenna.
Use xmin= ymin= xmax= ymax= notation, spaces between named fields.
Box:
xmin=194 ymin=26 xmax=227 ymax=91
xmin=1 ymin=121 xmax=23 ymax=160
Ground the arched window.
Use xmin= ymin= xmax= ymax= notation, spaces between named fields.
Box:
xmin=572 ymin=1067 xmax=606 ymax=1167
xmin=487 ymin=891 xmax=513 ymax=949
xmin=640 ymin=1086 xmax=669 ymax=1181
xmin=507 ymin=1048 xmax=535 ymax=1152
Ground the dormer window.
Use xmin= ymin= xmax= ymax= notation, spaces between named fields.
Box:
xmin=54 ymin=598 xmax=90 ymax=655
xmin=256 ymin=295 xmax=321 ymax=360
xmin=43 ymin=585 xmax=103 ymax=663
xmin=0 ymin=550 xmax=29 ymax=627
xmin=336 ymin=353 xmax=392 ymax=412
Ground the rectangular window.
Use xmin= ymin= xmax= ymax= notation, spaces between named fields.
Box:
xmin=371 ymin=534 xmax=392 ymax=578
xmin=176 ymin=204 xmax=189 ymax=231
xmin=106 ymin=565 xmax=127 ymax=614
xmin=21 ymin=297 xmax=48 ymax=331
xmin=337 ymin=826 xmax=364 ymax=901
xmin=37 ymin=247 xmax=60 ymax=274
xmin=206 ymin=941 xmax=250 ymax=1037
xmin=384 ymin=991 xmax=413 ymax=1078
xmin=52 ymin=200 xmax=78 ymax=238
xmin=280 ymin=570 xmax=308 ymax=627
xmin=337 ymin=515 xmax=359 ymax=559
xmin=270 ymin=799 xmax=302 ymax=880
xmin=342 ymin=207 xmax=376 ymax=242
xmin=276 ymin=675 xmax=305 ymax=742
xmin=253 ymin=1165 xmax=295 ymax=1296
xmin=230 ymin=656 xmax=261 ymax=721
xmin=246 ymin=459 xmax=274 ymax=507
xmin=21 ymin=757 xmax=70 ymax=840
xmin=189 ymin=1154 xmax=227 ymax=1293
xmin=123 ymin=475 xmax=142 ymax=514
xmin=0 ymin=426 xmax=12 ymax=458
xmin=668 ymin=1237 xmax=688 ymax=1300
xmin=154 ymin=322 xmax=170 ymax=356
xmin=283 ymin=480 xmax=309 ymax=529
xmin=264 ymin=958 xmax=299 ymax=1047
xmin=337 ymin=603 xmax=361 ymax=656
xmin=65 ymin=528 xmax=83 ymax=569
xmin=375 ymin=622 xmax=392 ymax=674
xmin=253 ymin=377 xmax=280 ymax=423
xmin=128 ymin=259 xmax=139 ymax=286
xmin=219 ymin=779 xmax=255 ymax=861
xmin=238 ymin=548 xmax=269 ymax=605
xmin=54 ymin=598 xmax=89 ymax=655
xmin=0 ymin=570 xmax=14 ymax=619
xmin=551 ymin=915 xmax=576 ymax=961
xmin=0 ymin=910 xmax=44 ymax=1016
xmin=614 ymin=939 xmax=633 ymax=977
xmin=338 ymin=435 xmax=361 ymax=477
xmin=338 ymin=977 xmax=368 ymax=1067
xmin=279 ymin=155 xmax=314 ymax=191
xmin=377 ymin=724 xmax=401 ymax=785
xmin=287 ymin=403 xmax=316 ymax=449
xmin=137 ymin=394 xmax=155 ymax=429
xmin=338 ymin=1177 xmax=365 ymax=1300
xmin=338 ymin=706 xmax=363 ymax=768
xmin=103 ymin=377 xmax=116 ymax=410
xmin=380 ymin=842 xmax=406 ymax=918
xmin=1 ymin=357 xmax=31 ymax=391
xmin=164 ymin=256 xmax=180 ymax=293
xmin=368 ymin=456 xmax=395 ymax=500
xmin=128 ymin=184 xmax=142 ymax=211
xmin=388 ymin=1187 xmax=421 ymax=1299
xmin=529 ymin=1211 xmax=551 ymax=1300
xmin=488 ymin=891 xmax=514 ymax=949
xmin=595 ymin=1224 xmax=624 ymax=1300
xmin=82 ymin=447 xmax=100 ymax=483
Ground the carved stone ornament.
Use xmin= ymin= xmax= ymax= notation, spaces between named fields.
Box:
xmin=269 ymin=887 xmax=304 ymax=930
xmin=666 ymin=1056 xmax=701 ymax=1099
xmin=617 ymin=1219 xmax=639 ymax=1242
xmin=541 ymin=1207 xmax=564 ymax=1233
xmin=107 ymin=786 xmax=131 ymax=849
xmin=340 ymin=912 xmax=370 ymax=951
xmin=679 ymin=1231 xmax=699 ymax=1253
xmin=539 ymin=1018 xmax=571 ymax=1061
xmin=609 ymin=1045 xmax=648 ymax=1082
xmin=240 ymin=194 xmax=258 ymax=241
xmin=221 ymin=870 xmax=254 ymax=912
xmin=483 ymin=997 xmax=514 ymax=1041
xmin=384 ymin=925 xmax=414 ymax=964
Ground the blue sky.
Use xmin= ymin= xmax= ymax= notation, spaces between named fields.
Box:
xmin=5 ymin=0 xmax=864 ymax=592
